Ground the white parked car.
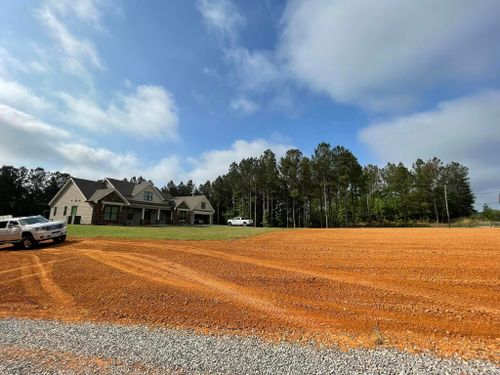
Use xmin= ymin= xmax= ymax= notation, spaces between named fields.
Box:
xmin=227 ymin=217 xmax=253 ymax=226
xmin=0 ymin=215 xmax=67 ymax=249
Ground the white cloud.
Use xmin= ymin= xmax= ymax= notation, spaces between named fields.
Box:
xmin=57 ymin=143 xmax=139 ymax=177
xmin=0 ymin=104 xmax=69 ymax=139
xmin=197 ymin=0 xmax=245 ymax=44
xmin=45 ymin=0 xmax=104 ymax=26
xmin=0 ymin=47 xmax=21 ymax=76
xmin=36 ymin=5 xmax=103 ymax=78
xmin=59 ymin=85 xmax=179 ymax=141
xmin=359 ymin=90 xmax=500 ymax=207
xmin=0 ymin=104 xmax=72 ymax=166
xmin=0 ymin=79 xmax=51 ymax=113
xmin=197 ymin=1 xmax=292 ymax=114
xmin=280 ymin=0 xmax=500 ymax=111
xmin=226 ymin=47 xmax=283 ymax=92
xmin=185 ymin=139 xmax=293 ymax=183
xmin=0 ymin=104 xmax=180 ymax=182
xmin=0 ymin=46 xmax=47 ymax=76
xmin=144 ymin=156 xmax=184 ymax=186
xmin=0 ymin=104 xmax=292 ymax=190
xmin=230 ymin=97 xmax=259 ymax=114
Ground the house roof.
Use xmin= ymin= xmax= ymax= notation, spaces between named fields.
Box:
xmin=87 ymin=188 xmax=116 ymax=203
xmin=131 ymin=183 xmax=151 ymax=196
xmin=72 ymin=178 xmax=107 ymax=200
xmin=106 ymin=178 xmax=137 ymax=197
xmin=51 ymin=176 xmax=206 ymax=211
xmin=174 ymin=195 xmax=214 ymax=212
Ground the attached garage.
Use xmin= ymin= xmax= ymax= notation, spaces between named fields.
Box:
xmin=173 ymin=196 xmax=214 ymax=225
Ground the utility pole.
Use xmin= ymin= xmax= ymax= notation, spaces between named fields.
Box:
xmin=444 ymin=184 xmax=450 ymax=228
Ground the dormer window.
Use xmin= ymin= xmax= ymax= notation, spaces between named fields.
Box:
xmin=143 ymin=191 xmax=153 ymax=201
xmin=201 ymin=202 xmax=206 ymax=209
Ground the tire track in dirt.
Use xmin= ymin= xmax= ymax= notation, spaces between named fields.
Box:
xmin=148 ymin=242 xmax=499 ymax=315
xmin=75 ymin=238 xmax=499 ymax=314
xmin=74 ymin=239 xmax=499 ymax=314
xmin=1 ymin=271 xmax=49 ymax=286
xmin=84 ymin=249 xmax=341 ymax=330
xmin=84 ymin=250 xmax=199 ymax=291
xmin=0 ymin=258 xmax=74 ymax=276
xmin=27 ymin=255 xmax=78 ymax=312
xmin=106 ymin=249 xmax=494 ymax=337
xmin=1 ymin=255 xmax=79 ymax=317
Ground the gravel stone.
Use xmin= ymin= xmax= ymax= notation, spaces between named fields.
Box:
xmin=0 ymin=318 xmax=497 ymax=375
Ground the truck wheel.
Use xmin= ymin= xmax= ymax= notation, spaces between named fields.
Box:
xmin=228 ymin=222 xmax=232 ymax=226
xmin=21 ymin=234 xmax=36 ymax=250
xmin=243 ymin=222 xmax=247 ymax=227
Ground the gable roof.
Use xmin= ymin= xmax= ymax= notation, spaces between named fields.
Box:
xmin=174 ymin=195 xmax=214 ymax=212
xmin=88 ymin=188 xmax=119 ymax=203
xmin=50 ymin=176 xmax=179 ymax=208
xmin=106 ymin=178 xmax=136 ymax=197
xmin=175 ymin=200 xmax=190 ymax=210
xmin=72 ymin=178 xmax=107 ymax=199
xmin=132 ymin=183 xmax=151 ymax=196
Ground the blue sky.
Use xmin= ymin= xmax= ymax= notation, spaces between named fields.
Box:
xmin=0 ymin=0 xmax=499 ymax=209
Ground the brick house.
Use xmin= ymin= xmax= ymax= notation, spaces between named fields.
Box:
xmin=49 ymin=177 xmax=214 ymax=225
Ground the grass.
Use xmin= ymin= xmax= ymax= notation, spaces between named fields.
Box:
xmin=67 ymin=224 xmax=281 ymax=241
xmin=373 ymin=325 xmax=385 ymax=346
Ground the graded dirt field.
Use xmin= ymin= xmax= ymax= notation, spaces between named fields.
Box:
xmin=0 ymin=228 xmax=498 ymax=361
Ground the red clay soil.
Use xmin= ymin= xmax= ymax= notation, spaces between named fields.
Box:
xmin=0 ymin=228 xmax=498 ymax=361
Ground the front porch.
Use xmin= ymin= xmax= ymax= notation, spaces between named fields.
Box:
xmin=127 ymin=206 xmax=172 ymax=225
xmin=92 ymin=203 xmax=212 ymax=226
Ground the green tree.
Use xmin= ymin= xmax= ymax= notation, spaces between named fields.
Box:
xmin=258 ymin=150 xmax=279 ymax=226
xmin=280 ymin=149 xmax=303 ymax=228
xmin=312 ymin=142 xmax=333 ymax=228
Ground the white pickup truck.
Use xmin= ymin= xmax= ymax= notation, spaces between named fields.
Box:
xmin=227 ymin=217 xmax=253 ymax=226
xmin=0 ymin=215 xmax=67 ymax=249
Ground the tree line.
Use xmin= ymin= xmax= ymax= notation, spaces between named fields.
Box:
xmin=1 ymin=142 xmax=475 ymax=227
xmin=164 ymin=143 xmax=475 ymax=227
xmin=0 ymin=166 xmax=69 ymax=217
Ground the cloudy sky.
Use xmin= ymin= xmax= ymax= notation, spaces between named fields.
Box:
xmin=0 ymin=0 xmax=499 ymax=208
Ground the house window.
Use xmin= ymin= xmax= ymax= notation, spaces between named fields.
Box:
xmin=201 ymin=202 xmax=206 ymax=209
xmin=63 ymin=206 xmax=67 ymax=216
xmin=104 ymin=205 xmax=119 ymax=220
xmin=127 ymin=208 xmax=134 ymax=220
xmin=143 ymin=191 xmax=153 ymax=201
xmin=71 ymin=206 xmax=78 ymax=216
xmin=53 ymin=207 xmax=57 ymax=216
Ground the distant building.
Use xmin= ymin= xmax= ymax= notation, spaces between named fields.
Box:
xmin=49 ymin=177 xmax=214 ymax=225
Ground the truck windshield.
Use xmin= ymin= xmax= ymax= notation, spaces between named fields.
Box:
xmin=19 ymin=216 xmax=49 ymax=225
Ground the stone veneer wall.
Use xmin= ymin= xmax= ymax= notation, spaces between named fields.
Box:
xmin=91 ymin=192 xmax=128 ymax=225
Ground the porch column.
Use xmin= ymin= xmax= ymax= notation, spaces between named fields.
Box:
xmin=210 ymin=214 xmax=213 ymax=225
xmin=157 ymin=209 xmax=161 ymax=223
xmin=141 ymin=208 xmax=145 ymax=220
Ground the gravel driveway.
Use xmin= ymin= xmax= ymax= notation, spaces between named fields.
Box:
xmin=0 ymin=318 xmax=497 ymax=374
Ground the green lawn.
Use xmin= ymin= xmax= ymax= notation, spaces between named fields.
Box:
xmin=67 ymin=225 xmax=281 ymax=241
